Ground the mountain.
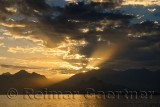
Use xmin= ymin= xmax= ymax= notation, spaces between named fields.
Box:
xmin=1 ymin=72 xmax=11 ymax=76
xmin=1 ymin=69 xmax=160 ymax=94
xmin=13 ymin=70 xmax=46 ymax=80
xmin=48 ymin=68 xmax=160 ymax=93
xmin=0 ymin=70 xmax=50 ymax=94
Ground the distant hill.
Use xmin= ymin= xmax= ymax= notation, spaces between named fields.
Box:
xmin=1 ymin=69 xmax=160 ymax=94
xmin=0 ymin=70 xmax=51 ymax=94
xmin=0 ymin=70 xmax=46 ymax=80
xmin=48 ymin=68 xmax=160 ymax=93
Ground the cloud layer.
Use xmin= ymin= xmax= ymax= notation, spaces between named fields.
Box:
xmin=0 ymin=0 xmax=160 ymax=75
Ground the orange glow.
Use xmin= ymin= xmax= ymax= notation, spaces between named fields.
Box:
xmin=87 ymin=44 xmax=116 ymax=68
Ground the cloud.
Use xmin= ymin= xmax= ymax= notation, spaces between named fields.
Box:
xmin=122 ymin=0 xmax=160 ymax=6
xmin=0 ymin=37 xmax=4 ymax=40
xmin=0 ymin=0 xmax=134 ymax=48
xmin=64 ymin=0 xmax=160 ymax=6
xmin=0 ymin=64 xmax=39 ymax=70
xmin=0 ymin=57 xmax=7 ymax=60
xmin=0 ymin=0 xmax=160 ymax=72
xmin=0 ymin=42 xmax=4 ymax=46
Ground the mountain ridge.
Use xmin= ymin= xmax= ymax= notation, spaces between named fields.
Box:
xmin=0 ymin=70 xmax=50 ymax=94
xmin=48 ymin=68 xmax=160 ymax=92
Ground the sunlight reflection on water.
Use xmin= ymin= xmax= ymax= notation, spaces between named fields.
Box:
xmin=0 ymin=95 xmax=160 ymax=107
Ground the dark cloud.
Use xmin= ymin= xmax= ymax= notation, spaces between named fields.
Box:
xmin=127 ymin=21 xmax=160 ymax=35
xmin=0 ymin=0 xmax=160 ymax=70
xmin=0 ymin=0 xmax=134 ymax=47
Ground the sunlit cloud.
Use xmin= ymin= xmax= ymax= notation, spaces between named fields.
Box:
xmin=0 ymin=57 xmax=7 ymax=60
xmin=5 ymin=7 xmax=17 ymax=13
xmin=0 ymin=0 xmax=160 ymax=79
xmin=122 ymin=0 xmax=160 ymax=6
xmin=0 ymin=42 xmax=4 ymax=46
xmin=148 ymin=8 xmax=156 ymax=12
xmin=0 ymin=22 xmax=26 ymax=28
xmin=80 ymin=28 xmax=89 ymax=33
xmin=0 ymin=37 xmax=4 ymax=40
xmin=64 ymin=0 xmax=160 ymax=6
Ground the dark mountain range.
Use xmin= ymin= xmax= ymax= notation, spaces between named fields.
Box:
xmin=0 ymin=70 xmax=46 ymax=80
xmin=48 ymin=68 xmax=160 ymax=93
xmin=1 ymin=69 xmax=160 ymax=94
xmin=0 ymin=70 xmax=50 ymax=94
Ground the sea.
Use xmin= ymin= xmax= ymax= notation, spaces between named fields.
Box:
xmin=0 ymin=95 xmax=160 ymax=107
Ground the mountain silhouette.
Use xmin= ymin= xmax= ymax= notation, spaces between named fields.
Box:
xmin=48 ymin=68 xmax=160 ymax=93
xmin=13 ymin=70 xmax=46 ymax=79
xmin=0 ymin=70 xmax=50 ymax=94
xmin=1 ymin=72 xmax=11 ymax=76
xmin=1 ymin=69 xmax=160 ymax=94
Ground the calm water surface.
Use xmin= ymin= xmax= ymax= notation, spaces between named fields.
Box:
xmin=0 ymin=95 xmax=160 ymax=107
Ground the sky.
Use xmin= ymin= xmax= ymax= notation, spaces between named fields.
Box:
xmin=0 ymin=0 xmax=160 ymax=79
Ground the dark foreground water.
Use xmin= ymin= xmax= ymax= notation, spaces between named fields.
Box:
xmin=0 ymin=95 xmax=160 ymax=107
